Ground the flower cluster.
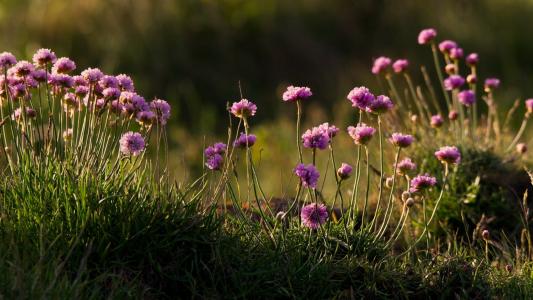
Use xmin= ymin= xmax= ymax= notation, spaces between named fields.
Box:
xmin=300 ymin=203 xmax=328 ymax=229
xmin=301 ymin=123 xmax=338 ymax=150
xmin=119 ymin=132 xmax=146 ymax=156
xmin=294 ymin=163 xmax=320 ymax=189
xmin=347 ymin=123 xmax=376 ymax=145
xmin=205 ymin=143 xmax=227 ymax=170
xmin=282 ymin=86 xmax=312 ymax=102
xmin=234 ymin=133 xmax=257 ymax=148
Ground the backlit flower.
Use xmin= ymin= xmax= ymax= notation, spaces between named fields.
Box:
xmin=301 ymin=203 xmax=328 ymax=229
xmin=337 ymin=163 xmax=352 ymax=180
xmin=484 ymin=78 xmax=500 ymax=92
xmin=466 ymin=53 xmax=479 ymax=66
xmin=371 ymin=56 xmax=391 ymax=74
xmin=431 ymin=114 xmax=444 ymax=128
xmin=390 ymin=133 xmax=414 ymax=148
xmin=347 ymin=86 xmax=375 ymax=110
xmin=52 ymin=57 xmax=76 ymax=74
xmin=230 ymin=99 xmax=257 ymax=118
xmin=119 ymin=131 xmax=145 ymax=156
xmin=444 ymin=75 xmax=465 ymax=90
xmin=294 ymin=163 xmax=320 ymax=189
xmin=347 ymin=123 xmax=376 ymax=145
xmin=438 ymin=40 xmax=457 ymax=54
xmin=418 ymin=28 xmax=437 ymax=44
xmin=234 ymin=132 xmax=257 ymax=148
xmin=458 ymin=90 xmax=475 ymax=106
xmin=392 ymin=59 xmax=409 ymax=73
xmin=397 ymin=158 xmax=416 ymax=176
xmin=435 ymin=146 xmax=461 ymax=164
xmin=367 ymin=95 xmax=393 ymax=114
xmin=410 ymin=174 xmax=437 ymax=193
xmin=32 ymin=48 xmax=56 ymax=67
xmin=282 ymin=85 xmax=312 ymax=102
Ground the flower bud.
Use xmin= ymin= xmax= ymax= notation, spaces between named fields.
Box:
xmin=405 ymin=198 xmax=415 ymax=207
xmin=505 ymin=264 xmax=513 ymax=273
xmin=482 ymin=229 xmax=490 ymax=241
xmin=467 ymin=74 xmax=477 ymax=84
xmin=445 ymin=63 xmax=457 ymax=75
xmin=448 ymin=110 xmax=458 ymax=121
xmin=401 ymin=191 xmax=410 ymax=201
xmin=516 ymin=143 xmax=527 ymax=154
xmin=385 ymin=177 xmax=394 ymax=189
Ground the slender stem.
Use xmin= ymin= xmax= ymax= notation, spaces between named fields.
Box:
xmin=296 ymin=100 xmax=303 ymax=164
xmin=506 ymin=116 xmax=529 ymax=152
xmin=370 ymin=115 xmax=384 ymax=231
xmin=431 ymin=42 xmax=452 ymax=111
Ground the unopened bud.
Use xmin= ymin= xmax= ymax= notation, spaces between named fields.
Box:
xmin=445 ymin=63 xmax=457 ymax=75
xmin=401 ymin=191 xmax=410 ymax=201
xmin=482 ymin=229 xmax=490 ymax=241
xmin=448 ymin=110 xmax=458 ymax=121
xmin=405 ymin=198 xmax=415 ymax=208
xmin=516 ymin=143 xmax=527 ymax=154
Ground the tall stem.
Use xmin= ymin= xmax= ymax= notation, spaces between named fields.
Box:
xmin=296 ymin=100 xmax=303 ymax=164
xmin=431 ymin=43 xmax=452 ymax=111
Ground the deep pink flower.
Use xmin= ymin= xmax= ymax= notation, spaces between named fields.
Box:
xmin=234 ymin=132 xmax=257 ymax=148
xmin=431 ymin=114 xmax=444 ymax=128
xmin=410 ymin=174 xmax=437 ymax=193
xmin=444 ymin=75 xmax=465 ymax=90
xmin=418 ymin=28 xmax=437 ymax=44
xmin=392 ymin=59 xmax=409 ymax=73
xmin=347 ymin=123 xmax=376 ymax=145
xmin=367 ymin=95 xmax=393 ymax=114
xmin=230 ymin=99 xmax=257 ymax=118
xmin=294 ymin=163 xmax=320 ymax=189
xmin=466 ymin=53 xmax=479 ymax=66
xmin=449 ymin=47 xmax=463 ymax=60
xmin=438 ymin=40 xmax=457 ymax=54
xmin=397 ymin=158 xmax=416 ymax=176
xmin=435 ymin=146 xmax=461 ymax=164
xmin=300 ymin=203 xmax=328 ymax=229
xmin=282 ymin=85 xmax=312 ymax=102
xmin=372 ymin=56 xmax=391 ymax=74
xmin=347 ymin=86 xmax=375 ymax=110
xmin=484 ymin=78 xmax=500 ymax=92
xmin=390 ymin=133 xmax=414 ymax=148
xmin=337 ymin=163 xmax=352 ymax=180
xmin=458 ymin=90 xmax=475 ymax=106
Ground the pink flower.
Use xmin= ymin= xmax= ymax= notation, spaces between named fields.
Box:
xmin=418 ymin=28 xmax=437 ymax=45
xmin=392 ymin=59 xmax=409 ymax=73
xmin=230 ymin=99 xmax=257 ymax=118
xmin=372 ymin=56 xmax=391 ymax=74
xmin=282 ymin=85 xmax=312 ymax=102
xmin=435 ymin=146 xmax=461 ymax=164
xmin=347 ymin=123 xmax=376 ymax=145
xmin=300 ymin=203 xmax=328 ymax=229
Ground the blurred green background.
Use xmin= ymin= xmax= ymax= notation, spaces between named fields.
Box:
xmin=1 ymin=0 xmax=532 ymax=182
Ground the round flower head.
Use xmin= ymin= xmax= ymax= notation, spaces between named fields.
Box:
xmin=438 ymin=40 xmax=457 ymax=54
xmin=48 ymin=73 xmax=74 ymax=89
xmin=367 ymin=95 xmax=393 ymax=114
xmin=73 ymin=75 xmax=88 ymax=87
xmin=371 ymin=56 xmax=391 ymax=74
xmin=52 ymin=57 xmax=76 ymax=74
xmin=317 ymin=122 xmax=339 ymax=138
xmin=136 ymin=110 xmax=155 ymax=126
xmin=444 ymin=75 xmax=465 ymax=90
xmin=418 ymin=28 xmax=437 ymax=44
xmin=81 ymin=68 xmax=104 ymax=83
xmin=302 ymin=125 xmax=330 ymax=150
xmin=397 ymin=158 xmax=416 ymax=176
xmin=435 ymin=146 xmax=461 ymax=164
xmin=11 ymin=61 xmax=34 ymax=78
xmin=525 ymin=99 xmax=533 ymax=114
xmin=116 ymin=74 xmax=135 ymax=91
xmin=347 ymin=123 xmax=376 ymax=145
xmin=390 ymin=133 xmax=414 ymax=148
xmin=31 ymin=69 xmax=47 ymax=82
xmin=484 ymin=78 xmax=500 ymax=92
xmin=32 ymin=48 xmax=56 ymax=67
xmin=75 ymin=86 xmax=89 ymax=98
xmin=11 ymin=83 xmax=27 ymax=99
xmin=99 ymin=75 xmax=119 ymax=89
xmin=234 ymin=132 xmax=257 ymax=148
xmin=103 ymin=87 xmax=121 ymax=100
xmin=205 ymin=142 xmax=227 ymax=157
xmin=0 ymin=52 xmax=17 ymax=69
xmin=431 ymin=114 xmax=444 ymax=128
xmin=467 ymin=74 xmax=477 ymax=84
xmin=110 ymin=100 xmax=124 ymax=114
xmin=410 ymin=174 xmax=437 ymax=194
xmin=230 ymin=98 xmax=257 ymax=118
xmin=119 ymin=131 xmax=145 ymax=156
xmin=150 ymin=99 xmax=171 ymax=125
xmin=516 ymin=143 xmax=527 ymax=154
xmin=449 ymin=47 xmax=463 ymax=60
xmin=448 ymin=110 xmax=458 ymax=120
xmin=63 ymin=128 xmax=73 ymax=141
xmin=392 ymin=59 xmax=409 ymax=73
xmin=337 ymin=163 xmax=352 ymax=180
xmin=294 ymin=163 xmax=320 ymax=189
xmin=466 ymin=53 xmax=479 ymax=66
xmin=458 ymin=90 xmax=475 ymax=106
xmin=300 ymin=203 xmax=328 ymax=229
xmin=347 ymin=86 xmax=375 ymax=110
xmin=282 ymin=85 xmax=312 ymax=102
xmin=206 ymin=153 xmax=224 ymax=170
